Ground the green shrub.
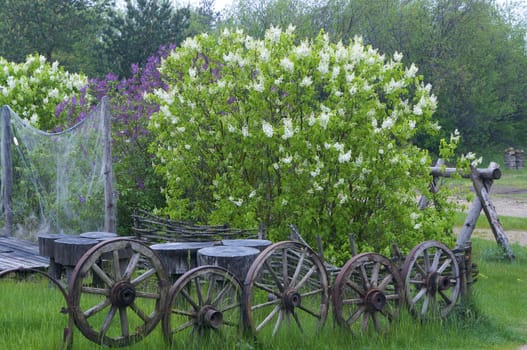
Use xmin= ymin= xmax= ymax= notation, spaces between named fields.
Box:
xmin=149 ymin=26 xmax=460 ymax=263
xmin=0 ymin=54 xmax=87 ymax=130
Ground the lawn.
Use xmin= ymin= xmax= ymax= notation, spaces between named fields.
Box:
xmin=1 ymin=238 xmax=526 ymax=350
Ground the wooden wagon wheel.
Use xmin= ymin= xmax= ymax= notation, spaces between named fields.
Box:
xmin=69 ymin=238 xmax=169 ymax=347
xmin=242 ymin=241 xmax=329 ymax=337
xmin=162 ymin=265 xmax=242 ymax=345
xmin=332 ymin=252 xmax=403 ymax=334
xmin=0 ymin=267 xmax=74 ymax=348
xmin=401 ymin=240 xmax=461 ymax=320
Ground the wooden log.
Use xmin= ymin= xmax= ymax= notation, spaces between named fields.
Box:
xmin=197 ymin=246 xmax=260 ymax=282
xmin=503 ymin=147 xmax=517 ymax=169
xmin=38 ymin=233 xmax=69 ymax=257
xmin=429 ymin=164 xmax=501 ymax=180
xmin=79 ymin=231 xmax=118 ymax=241
xmin=221 ymin=239 xmax=272 ymax=251
xmin=1 ymin=106 xmax=13 ymax=236
xmin=38 ymin=233 xmax=68 ymax=280
xmin=54 ymin=237 xmax=99 ymax=266
xmin=102 ymin=97 xmax=116 ymax=233
xmin=53 ymin=237 xmax=99 ymax=283
xmin=516 ymin=149 xmax=525 ymax=169
xmin=470 ymin=165 xmax=515 ymax=260
xmin=150 ymin=242 xmax=217 ymax=275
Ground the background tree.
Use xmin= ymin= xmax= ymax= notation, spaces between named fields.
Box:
xmin=226 ymin=0 xmax=527 ymax=156
xmin=99 ymin=0 xmax=191 ymax=77
xmin=0 ymin=0 xmax=111 ymax=76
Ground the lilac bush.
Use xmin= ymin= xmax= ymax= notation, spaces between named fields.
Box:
xmin=56 ymin=45 xmax=175 ymax=233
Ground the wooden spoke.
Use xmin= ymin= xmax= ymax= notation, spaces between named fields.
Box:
xmin=294 ymin=265 xmax=317 ymax=290
xmin=346 ymin=305 xmax=366 ymax=326
xmin=437 ymin=258 xmax=452 ymax=274
xmin=256 ymin=305 xmax=280 ymax=332
xmin=263 ymin=260 xmax=285 ymax=293
xmin=206 ymin=273 xmax=217 ymax=304
xmin=84 ymin=299 xmax=111 ymax=318
xmin=81 ymin=286 xmax=111 ymax=296
xmin=292 ymin=310 xmax=303 ymax=332
xmin=91 ymin=263 xmax=114 ymax=287
xmin=180 ymin=288 xmax=200 ymax=311
xmin=122 ymin=253 xmax=141 ymax=280
xmin=129 ymin=302 xmax=149 ymax=323
xmin=289 ymin=249 xmax=306 ymax=287
xmin=113 ymin=250 xmax=122 ymax=281
xmin=297 ymin=304 xmax=321 ymax=319
xmin=272 ymin=309 xmax=284 ymax=336
xmin=370 ymin=262 xmax=380 ymax=287
xmin=119 ymin=307 xmax=129 ymax=337
xmin=251 ymin=298 xmax=281 ymax=310
xmin=131 ymin=268 xmax=156 ymax=286
xmin=411 ymin=287 xmax=427 ymax=304
xmin=282 ymin=248 xmax=289 ymax=288
xmin=100 ymin=306 xmax=118 ymax=337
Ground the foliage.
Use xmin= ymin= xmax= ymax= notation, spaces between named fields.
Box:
xmin=0 ymin=54 xmax=87 ymax=130
xmin=99 ymin=0 xmax=191 ymax=78
xmin=149 ymin=27 xmax=461 ymax=262
xmin=0 ymin=0 xmax=111 ymax=76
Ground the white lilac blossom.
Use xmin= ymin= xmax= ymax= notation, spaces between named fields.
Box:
xmin=300 ymin=76 xmax=313 ymax=87
xmin=262 ymin=121 xmax=274 ymax=137
xmin=282 ymin=118 xmax=294 ymax=139
xmin=280 ymin=58 xmax=294 ymax=72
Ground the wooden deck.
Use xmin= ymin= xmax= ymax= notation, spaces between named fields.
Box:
xmin=0 ymin=236 xmax=49 ymax=271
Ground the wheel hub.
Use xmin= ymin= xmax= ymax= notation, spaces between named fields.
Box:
xmin=365 ymin=289 xmax=387 ymax=311
xmin=197 ymin=305 xmax=223 ymax=329
xmin=284 ymin=289 xmax=301 ymax=310
xmin=427 ymin=272 xmax=450 ymax=293
xmin=110 ymin=281 xmax=136 ymax=307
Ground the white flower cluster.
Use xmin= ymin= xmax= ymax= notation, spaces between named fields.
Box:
xmin=0 ymin=54 xmax=87 ymax=127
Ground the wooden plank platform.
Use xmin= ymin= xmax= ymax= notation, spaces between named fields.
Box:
xmin=0 ymin=236 xmax=49 ymax=271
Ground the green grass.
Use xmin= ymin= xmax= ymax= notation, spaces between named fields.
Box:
xmin=1 ymin=238 xmax=527 ymax=349
xmin=454 ymin=212 xmax=527 ymax=231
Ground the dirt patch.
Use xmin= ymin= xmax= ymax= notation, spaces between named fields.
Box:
xmin=485 ymin=196 xmax=527 ymax=218
xmin=455 ymin=185 xmax=527 ymax=245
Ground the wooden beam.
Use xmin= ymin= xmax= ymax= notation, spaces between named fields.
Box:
xmin=470 ymin=164 xmax=515 ymax=260
xmin=455 ymin=162 xmax=501 ymax=249
xmin=1 ymin=106 xmax=13 ymax=236
xmin=102 ymin=97 xmax=116 ymax=233
xmin=430 ymin=165 xmax=501 ymax=180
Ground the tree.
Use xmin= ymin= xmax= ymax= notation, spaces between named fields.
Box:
xmin=185 ymin=0 xmax=221 ymax=37
xmin=0 ymin=0 xmax=111 ymax=76
xmin=99 ymin=0 xmax=191 ymax=77
xmin=227 ymin=0 xmax=320 ymax=39
xmin=227 ymin=0 xmax=527 ymax=154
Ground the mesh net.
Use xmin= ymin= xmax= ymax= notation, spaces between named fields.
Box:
xmin=0 ymin=104 xmax=115 ymax=241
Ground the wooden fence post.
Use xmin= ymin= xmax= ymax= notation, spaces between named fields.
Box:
xmin=470 ymin=164 xmax=515 ymax=260
xmin=1 ymin=106 xmax=13 ymax=236
xmin=102 ymin=97 xmax=116 ymax=233
xmin=419 ymin=159 xmax=445 ymax=210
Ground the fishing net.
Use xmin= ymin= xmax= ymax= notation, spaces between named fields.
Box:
xmin=0 ymin=103 xmax=116 ymax=241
